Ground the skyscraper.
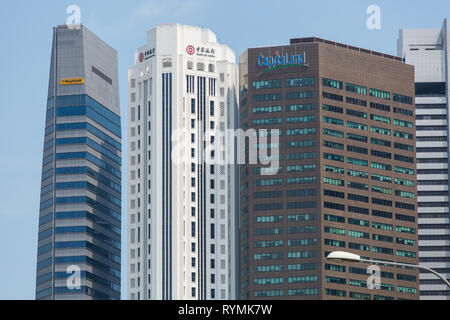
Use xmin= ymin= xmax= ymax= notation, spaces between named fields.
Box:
xmin=127 ymin=23 xmax=238 ymax=300
xmin=36 ymin=25 xmax=121 ymax=300
xmin=398 ymin=19 xmax=450 ymax=300
xmin=239 ymin=37 xmax=419 ymax=300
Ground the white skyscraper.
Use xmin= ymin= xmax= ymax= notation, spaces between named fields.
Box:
xmin=127 ymin=23 xmax=239 ymax=300
xmin=398 ymin=19 xmax=450 ymax=300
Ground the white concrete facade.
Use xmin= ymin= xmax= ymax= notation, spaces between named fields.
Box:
xmin=127 ymin=23 xmax=238 ymax=300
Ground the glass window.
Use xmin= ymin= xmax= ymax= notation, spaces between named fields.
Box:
xmin=347 ymin=121 xmax=367 ymax=131
xmin=286 ymin=78 xmax=315 ymax=88
xmin=252 ymin=93 xmax=281 ymax=102
xmin=346 ymin=83 xmax=367 ymax=95
xmin=370 ymin=126 xmax=391 ymax=136
xmin=323 ymin=104 xmax=343 ymax=113
xmin=323 ymin=116 xmax=343 ymax=126
xmin=286 ymin=104 xmax=315 ymax=112
xmin=370 ymin=113 xmax=390 ymax=124
xmin=252 ymin=105 xmax=282 ymax=114
xmin=369 ymin=88 xmax=391 ymax=100
xmin=323 ymin=128 xmax=343 ymax=138
xmin=286 ymin=91 xmax=315 ymax=99
xmin=393 ymin=93 xmax=413 ymax=105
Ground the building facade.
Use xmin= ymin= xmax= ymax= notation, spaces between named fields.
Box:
xmin=239 ymin=37 xmax=419 ymax=300
xmin=36 ymin=25 xmax=121 ymax=300
xmin=398 ymin=19 xmax=450 ymax=300
xmin=127 ymin=23 xmax=239 ymax=300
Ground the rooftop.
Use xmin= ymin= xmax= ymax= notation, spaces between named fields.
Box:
xmin=290 ymin=37 xmax=403 ymax=62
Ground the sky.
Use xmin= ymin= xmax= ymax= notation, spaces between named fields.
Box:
xmin=0 ymin=0 xmax=448 ymax=300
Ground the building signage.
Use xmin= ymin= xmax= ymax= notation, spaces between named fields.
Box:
xmin=186 ymin=45 xmax=216 ymax=58
xmin=60 ymin=78 xmax=85 ymax=85
xmin=139 ymin=48 xmax=156 ymax=63
xmin=257 ymin=51 xmax=307 ymax=72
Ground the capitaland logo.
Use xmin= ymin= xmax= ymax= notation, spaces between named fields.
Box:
xmin=257 ymin=51 xmax=307 ymax=73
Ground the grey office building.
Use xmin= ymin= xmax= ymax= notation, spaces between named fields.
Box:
xmin=398 ymin=19 xmax=450 ymax=299
xmin=35 ymin=25 xmax=121 ymax=300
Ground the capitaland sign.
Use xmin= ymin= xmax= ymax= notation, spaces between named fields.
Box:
xmin=257 ymin=51 xmax=307 ymax=73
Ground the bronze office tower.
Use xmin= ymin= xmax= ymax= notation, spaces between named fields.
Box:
xmin=239 ymin=38 xmax=419 ymax=300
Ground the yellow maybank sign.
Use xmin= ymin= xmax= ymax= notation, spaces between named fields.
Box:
xmin=60 ymin=78 xmax=85 ymax=85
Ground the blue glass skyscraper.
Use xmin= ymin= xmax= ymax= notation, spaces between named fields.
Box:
xmin=35 ymin=25 xmax=121 ymax=300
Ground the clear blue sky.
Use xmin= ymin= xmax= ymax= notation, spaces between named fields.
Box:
xmin=0 ymin=0 xmax=448 ymax=300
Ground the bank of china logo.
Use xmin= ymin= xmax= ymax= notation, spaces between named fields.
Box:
xmin=186 ymin=45 xmax=196 ymax=55
xmin=257 ymin=50 xmax=307 ymax=75
xmin=139 ymin=53 xmax=144 ymax=63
